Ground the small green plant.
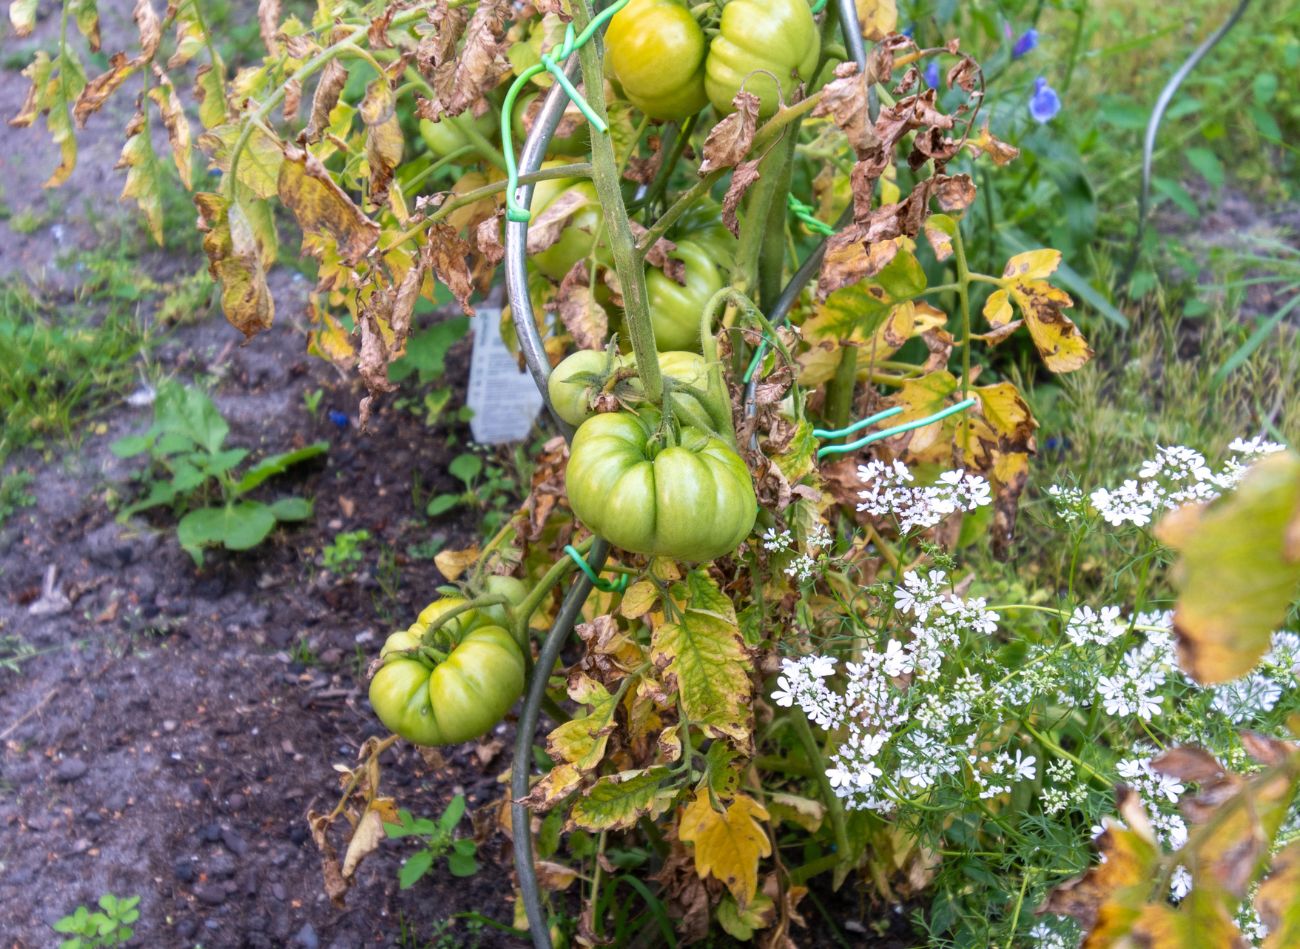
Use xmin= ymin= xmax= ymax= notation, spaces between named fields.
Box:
xmin=384 ymin=795 xmax=479 ymax=889
xmin=425 ymin=452 xmax=520 ymax=533
xmin=405 ymin=536 xmax=446 ymax=561
xmin=111 ymin=382 xmax=327 ymax=565
xmin=302 ymin=388 xmax=324 ymax=417
xmin=0 ymin=634 xmax=39 ymax=674
xmin=289 ymin=636 xmax=318 ymax=666
xmin=0 ymin=470 xmax=35 ymax=527
xmin=52 ymin=893 xmax=140 ymax=949
xmin=322 ymin=529 xmax=371 ymax=574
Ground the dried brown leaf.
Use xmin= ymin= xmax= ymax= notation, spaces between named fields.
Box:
xmin=304 ymin=60 xmax=348 ymax=143
xmin=811 ymin=63 xmax=877 ymax=159
xmin=555 ymin=262 xmax=607 ymax=350
xmin=426 ymin=221 xmax=475 ymax=316
xmin=700 ymin=91 xmax=759 ymax=174
xmin=722 ymin=161 xmax=760 ymax=236
xmin=134 ymin=0 xmax=161 ymax=59
xmin=360 ymin=80 xmax=404 ymax=208
xmin=75 ymin=53 xmax=138 ymax=127
xmin=278 ymin=145 xmax=381 ymax=266
xmin=257 ymin=0 xmax=281 ymax=55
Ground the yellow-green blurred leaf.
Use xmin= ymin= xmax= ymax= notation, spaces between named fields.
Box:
xmin=199 ymin=123 xmax=282 ymax=199
xmin=1157 ymin=451 xmax=1300 ymax=684
xmin=1001 ymin=248 xmax=1061 ymax=282
xmin=149 ymin=75 xmax=192 ymax=189
xmin=1258 ymin=840 xmax=1300 ymax=949
xmin=854 ymin=0 xmax=896 ymax=41
xmin=195 ymin=192 xmax=275 ymax=338
xmin=195 ymin=60 xmax=229 ymax=128
xmin=117 ymin=113 xmax=164 ymax=243
xmin=278 ymin=145 xmax=381 ymax=265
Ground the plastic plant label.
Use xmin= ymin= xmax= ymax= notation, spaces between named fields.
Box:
xmin=467 ymin=307 xmax=543 ymax=444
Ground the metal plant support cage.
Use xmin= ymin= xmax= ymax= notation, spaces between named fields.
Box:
xmin=503 ymin=4 xmax=868 ymax=944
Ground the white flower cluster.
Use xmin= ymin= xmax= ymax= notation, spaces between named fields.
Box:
xmin=1094 ymin=614 xmax=1179 ymax=721
xmin=760 ymin=522 xmax=836 ymax=584
xmin=771 ymin=570 xmax=1013 ymax=812
xmin=1088 ymin=439 xmax=1285 ymax=528
xmin=1045 ymin=483 xmax=1085 ymax=523
xmin=1065 ymin=605 xmax=1125 ymax=647
xmin=857 ymin=461 xmax=992 ymax=533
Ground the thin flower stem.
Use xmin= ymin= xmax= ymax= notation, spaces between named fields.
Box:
xmin=790 ymin=711 xmax=851 ymax=868
xmin=1018 ymin=719 xmax=1107 ymax=783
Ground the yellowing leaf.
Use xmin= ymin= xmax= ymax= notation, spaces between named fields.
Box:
xmin=1010 ymin=280 xmax=1092 ymax=373
xmin=983 ymin=288 xmax=1013 ymax=326
xmin=116 ymin=113 xmax=165 ymax=243
xmin=194 ymin=61 xmax=229 ymax=129
xmin=620 ymin=580 xmax=658 ymax=618
xmin=854 ymin=0 xmax=897 ymax=41
xmin=199 ymin=122 xmax=283 ymax=199
xmin=546 ymin=674 xmax=618 ymax=770
xmin=887 ymin=370 xmax=960 ymax=458
xmin=279 ymin=145 xmax=381 ymax=265
xmin=1258 ymin=841 xmax=1300 ymax=949
xmin=195 ymin=192 xmax=275 ymax=338
xmin=12 ymin=48 xmax=86 ymax=188
xmin=678 ymin=792 xmax=772 ymax=906
xmin=9 ymin=0 xmax=37 ymax=36
xmin=1157 ymin=451 xmax=1300 ymax=684
xmin=1001 ymin=248 xmax=1061 ymax=282
xmin=651 ymin=571 xmax=751 ymax=743
xmin=360 ymin=79 xmax=403 ymax=207
xmin=766 ymin=792 xmax=825 ymax=832
xmin=568 ymin=767 xmax=675 ymax=831
xmin=341 ymin=806 xmax=385 ymax=879
xmin=433 ymin=544 xmax=479 ymax=581
xmin=149 ymin=75 xmax=192 ymax=189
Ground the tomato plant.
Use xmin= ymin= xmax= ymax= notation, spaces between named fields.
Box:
xmin=33 ymin=1 xmax=1294 ymax=947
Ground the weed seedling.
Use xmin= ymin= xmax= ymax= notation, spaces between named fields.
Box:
xmin=52 ymin=893 xmax=140 ymax=949
xmin=384 ymin=795 xmax=479 ymax=889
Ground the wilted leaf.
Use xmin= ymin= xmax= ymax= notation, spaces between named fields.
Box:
xmin=855 ymin=0 xmax=896 ymax=40
xmin=304 ymin=59 xmax=348 ymax=143
xmin=1257 ymin=840 xmax=1300 ymax=949
xmin=133 ymin=0 xmax=161 ymax=59
xmin=11 ymin=48 xmax=86 ymax=188
xmin=554 ymin=262 xmax=607 ymax=350
xmin=722 ymin=160 xmax=760 ymax=236
xmin=700 ymin=91 xmax=759 ymax=174
xmin=1156 ymin=452 xmax=1300 ymax=684
xmin=195 ymin=192 xmax=275 ymax=338
xmin=417 ymin=0 xmax=511 ymax=122
xmin=279 ymin=145 xmax=381 ymax=265
xmin=651 ymin=571 xmax=751 ymax=743
xmin=117 ymin=112 xmax=165 ymax=243
xmin=360 ymin=80 xmax=403 ymax=207
xmin=569 ymin=767 xmax=675 ymax=831
xmin=434 ymin=544 xmax=479 ymax=581
xmin=811 ymin=63 xmax=876 ymax=159
xmin=257 ymin=0 xmax=281 ymax=55
xmin=74 ymin=52 xmax=137 ymax=126
xmin=425 ymin=222 xmax=476 ymax=316
xmin=679 ymin=792 xmax=771 ymax=906
xmin=341 ymin=806 xmax=385 ymax=878
xmin=149 ymin=74 xmax=192 ymax=188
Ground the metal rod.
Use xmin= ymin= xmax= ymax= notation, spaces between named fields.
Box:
xmin=505 ymin=57 xmax=584 ymax=438
xmin=1118 ymin=0 xmax=1251 ymax=294
xmin=835 ymin=0 xmax=867 ymax=77
xmin=511 ymin=538 xmax=611 ymax=949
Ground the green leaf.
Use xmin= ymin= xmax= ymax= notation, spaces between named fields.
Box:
xmin=267 ymin=496 xmax=312 ymax=522
xmin=426 ymin=494 xmax=462 ymax=516
xmin=203 ymin=447 xmax=250 ymax=476
xmin=1253 ymin=72 xmax=1279 ymax=104
xmin=388 ymin=318 xmax=469 ymax=384
xmin=651 ymin=571 xmax=751 ymax=743
xmin=441 ymin=794 xmax=467 ymax=830
xmin=118 ymin=124 xmax=167 ymax=244
xmin=1152 ymin=176 xmax=1199 ymax=218
xmin=157 ymin=384 xmax=228 ymax=454
xmin=448 ymin=454 xmax=482 ymax=487
xmin=398 ymin=849 xmax=435 ymax=889
xmin=1157 ymin=451 xmax=1300 ymax=684
xmin=447 ymin=852 xmax=479 ymax=877
xmin=1213 ymin=295 xmax=1300 ymax=384
xmin=109 ymin=434 xmax=153 ymax=458
xmin=1186 ymin=147 xmax=1224 ymax=189
xmin=178 ymin=502 xmax=277 ymax=555
xmin=568 ymin=767 xmax=675 ymax=831
xmin=234 ymin=441 xmax=328 ymax=494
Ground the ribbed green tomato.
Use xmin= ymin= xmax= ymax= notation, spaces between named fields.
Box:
xmin=566 ymin=410 xmax=756 ymax=561
xmin=605 ymin=0 xmax=709 ymax=120
xmin=647 ymin=240 xmax=728 ymax=351
xmin=705 ymin=0 xmax=820 ymax=117
xmin=548 ymin=350 xmax=718 ymax=430
xmin=419 ymin=112 xmax=498 ymax=157
xmin=530 ymin=182 xmax=605 ymax=280
xmin=368 ymin=623 xmax=525 ymax=746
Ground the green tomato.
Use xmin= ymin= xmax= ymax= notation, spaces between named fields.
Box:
xmin=548 ymin=349 xmax=615 ymax=427
xmin=705 ymin=0 xmax=820 ymax=117
xmin=548 ymin=350 xmax=717 ymax=431
xmin=531 ymin=182 xmax=605 ymax=281
xmin=646 ymin=239 xmax=729 ymax=351
xmin=479 ymin=574 xmax=528 ymax=628
xmin=566 ymin=410 xmax=756 ymax=561
xmin=511 ymin=92 xmax=591 ymax=157
xmin=605 ymin=0 xmax=709 ymax=120
xmin=369 ymin=623 xmax=525 ymax=746
xmin=419 ymin=111 xmax=498 ymax=158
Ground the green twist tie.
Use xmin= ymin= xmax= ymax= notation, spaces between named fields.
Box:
xmin=563 ymin=544 xmax=630 ymax=593
xmin=787 ymin=194 xmax=836 ymax=236
xmin=500 ymin=0 xmax=632 ymax=223
xmin=809 ymin=0 xmax=828 ymax=12
xmin=816 ymin=397 xmax=978 ymax=459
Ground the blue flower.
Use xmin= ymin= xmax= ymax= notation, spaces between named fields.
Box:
xmin=901 ymin=24 xmax=914 ymax=38
xmin=1028 ymin=77 xmax=1061 ymax=123
xmin=923 ymin=60 xmax=940 ymax=89
xmin=1012 ymin=28 xmax=1038 ymax=59
xmin=328 ymin=409 xmax=349 ymax=429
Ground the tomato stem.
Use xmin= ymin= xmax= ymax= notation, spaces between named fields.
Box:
xmin=415 ymin=594 xmax=512 ymax=648
xmin=511 ymin=536 xmax=596 ymax=649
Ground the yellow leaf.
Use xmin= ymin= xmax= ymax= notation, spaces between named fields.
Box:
xmin=1258 ymin=841 xmax=1300 ymax=949
xmin=679 ymin=791 xmax=772 ymax=906
xmin=1010 ymin=281 xmax=1092 ymax=373
xmin=983 ymin=288 xmax=1013 ymax=326
xmin=1002 ymin=248 xmax=1061 ymax=281
xmin=854 ymin=0 xmax=897 ymax=41
xmin=117 ymin=115 xmax=164 ymax=244
xmin=619 ymin=580 xmax=657 ymax=618
xmin=433 ymin=545 xmax=479 ymax=581
xmin=887 ymin=370 xmax=960 ymax=458
xmin=279 ymin=145 xmax=381 ymax=266
xmin=1158 ymin=451 xmax=1300 ymax=684
xmin=546 ymin=674 xmax=618 ymax=769
xmin=767 ymin=792 xmax=825 ymax=832
xmin=149 ymin=76 xmax=193 ymax=189
xmin=194 ymin=192 xmax=274 ymax=338
xmin=10 ymin=0 xmax=37 ymax=36
xmin=569 ymin=767 xmax=675 ymax=831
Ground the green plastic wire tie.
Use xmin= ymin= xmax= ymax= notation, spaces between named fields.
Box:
xmin=742 ymin=339 xmax=769 ymax=384
xmin=815 ymin=397 xmax=978 ymax=459
xmin=563 ymin=544 xmax=630 ymax=593
xmin=501 ymin=0 xmax=632 ymax=223
xmin=812 ymin=405 xmax=903 ymax=439
xmin=786 ymin=194 xmax=836 ymax=236
xmin=809 ymin=0 xmax=828 ymax=12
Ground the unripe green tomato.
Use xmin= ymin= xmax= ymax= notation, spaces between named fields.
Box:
xmin=531 ymin=182 xmax=605 ymax=280
xmin=369 ymin=624 xmax=525 ymax=746
xmin=605 ymin=0 xmax=709 ymax=120
xmin=548 ymin=349 xmax=613 ymax=427
xmin=512 ymin=92 xmax=591 ymax=157
xmin=418 ymin=111 xmax=498 ymax=157
xmin=705 ymin=0 xmax=820 ymax=117
xmin=566 ymin=410 xmax=756 ymax=561
xmin=646 ymin=240 xmax=728 ymax=351
xmin=479 ymin=574 xmax=528 ymax=628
